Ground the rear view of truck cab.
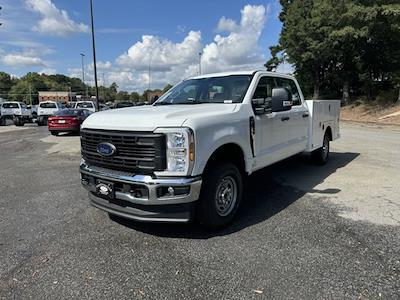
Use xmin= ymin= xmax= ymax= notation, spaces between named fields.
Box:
xmin=80 ymin=70 xmax=340 ymax=228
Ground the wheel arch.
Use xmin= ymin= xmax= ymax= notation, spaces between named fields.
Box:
xmin=325 ymin=126 xmax=333 ymax=141
xmin=202 ymin=143 xmax=247 ymax=177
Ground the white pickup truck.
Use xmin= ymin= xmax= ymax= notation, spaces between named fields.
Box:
xmin=37 ymin=101 xmax=65 ymax=126
xmin=0 ymin=101 xmax=33 ymax=126
xmin=80 ymin=71 xmax=340 ymax=228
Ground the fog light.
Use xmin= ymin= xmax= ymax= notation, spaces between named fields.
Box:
xmin=167 ymin=186 xmax=175 ymax=196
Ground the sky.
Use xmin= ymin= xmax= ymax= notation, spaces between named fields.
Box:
xmin=0 ymin=0 xmax=283 ymax=92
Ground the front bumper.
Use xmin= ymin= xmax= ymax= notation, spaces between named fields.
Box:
xmin=80 ymin=162 xmax=202 ymax=222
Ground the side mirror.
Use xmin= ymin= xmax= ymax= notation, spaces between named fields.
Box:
xmin=271 ymin=88 xmax=292 ymax=112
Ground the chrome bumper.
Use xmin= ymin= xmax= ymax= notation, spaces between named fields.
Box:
xmin=80 ymin=162 xmax=202 ymax=206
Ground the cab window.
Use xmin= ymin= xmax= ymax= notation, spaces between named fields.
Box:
xmin=40 ymin=102 xmax=57 ymax=108
xmin=275 ymin=78 xmax=301 ymax=105
xmin=3 ymin=103 xmax=19 ymax=109
xmin=252 ymin=76 xmax=275 ymax=99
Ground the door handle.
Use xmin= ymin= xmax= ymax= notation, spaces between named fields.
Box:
xmin=281 ymin=116 xmax=290 ymax=121
xmin=302 ymin=113 xmax=309 ymax=118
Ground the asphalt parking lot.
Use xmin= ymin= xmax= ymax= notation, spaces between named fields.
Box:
xmin=0 ymin=123 xmax=399 ymax=299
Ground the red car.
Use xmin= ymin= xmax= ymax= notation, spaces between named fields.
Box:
xmin=48 ymin=109 xmax=92 ymax=136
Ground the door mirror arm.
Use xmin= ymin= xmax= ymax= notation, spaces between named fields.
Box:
xmin=252 ymin=98 xmax=271 ymax=115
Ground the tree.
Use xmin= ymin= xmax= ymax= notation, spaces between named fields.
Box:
xmin=0 ymin=72 xmax=14 ymax=99
xmin=269 ymin=0 xmax=400 ymax=102
xmin=115 ymin=91 xmax=130 ymax=100
xmin=129 ymin=92 xmax=140 ymax=102
xmin=162 ymin=84 xmax=173 ymax=93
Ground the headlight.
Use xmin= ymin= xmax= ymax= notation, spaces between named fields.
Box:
xmin=154 ymin=128 xmax=195 ymax=176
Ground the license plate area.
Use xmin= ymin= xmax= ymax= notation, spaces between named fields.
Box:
xmin=95 ymin=179 xmax=115 ymax=200
xmin=57 ymin=120 xmax=66 ymax=123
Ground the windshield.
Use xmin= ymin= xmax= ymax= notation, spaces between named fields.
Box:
xmin=76 ymin=102 xmax=94 ymax=108
xmin=40 ymin=102 xmax=57 ymax=108
xmin=154 ymin=75 xmax=252 ymax=105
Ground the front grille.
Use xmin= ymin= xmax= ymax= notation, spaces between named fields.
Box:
xmin=81 ymin=129 xmax=166 ymax=174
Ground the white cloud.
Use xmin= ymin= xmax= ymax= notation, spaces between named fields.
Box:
xmin=2 ymin=50 xmax=47 ymax=67
xmin=39 ymin=68 xmax=57 ymax=75
xmin=201 ymin=5 xmax=267 ymax=72
xmin=25 ymin=0 xmax=88 ymax=36
xmin=216 ymin=17 xmax=238 ymax=32
xmin=117 ymin=31 xmax=202 ymax=72
xmin=69 ymin=4 xmax=268 ymax=93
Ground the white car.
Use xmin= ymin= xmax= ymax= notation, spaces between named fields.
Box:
xmin=0 ymin=101 xmax=32 ymax=126
xmin=37 ymin=101 xmax=65 ymax=126
xmin=75 ymin=101 xmax=96 ymax=113
xmin=79 ymin=70 xmax=340 ymax=228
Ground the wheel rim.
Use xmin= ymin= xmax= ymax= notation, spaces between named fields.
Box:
xmin=215 ymin=175 xmax=237 ymax=217
xmin=322 ymin=136 xmax=329 ymax=159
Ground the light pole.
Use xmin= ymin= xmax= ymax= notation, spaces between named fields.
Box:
xmin=198 ymin=52 xmax=202 ymax=75
xmin=89 ymin=0 xmax=99 ymax=110
xmin=80 ymin=53 xmax=87 ymax=99
xmin=148 ymin=52 xmax=153 ymax=92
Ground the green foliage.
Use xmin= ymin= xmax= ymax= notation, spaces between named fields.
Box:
xmin=269 ymin=0 xmax=400 ymax=102
xmin=162 ymin=84 xmax=173 ymax=93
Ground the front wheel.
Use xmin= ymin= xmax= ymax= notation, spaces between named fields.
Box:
xmin=312 ymin=132 xmax=330 ymax=165
xmin=197 ymin=163 xmax=243 ymax=228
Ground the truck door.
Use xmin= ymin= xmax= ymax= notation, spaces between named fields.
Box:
xmin=275 ymin=77 xmax=308 ymax=155
xmin=252 ymin=76 xmax=290 ymax=169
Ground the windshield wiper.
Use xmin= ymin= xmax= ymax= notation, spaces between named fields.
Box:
xmin=154 ymin=102 xmax=173 ymax=106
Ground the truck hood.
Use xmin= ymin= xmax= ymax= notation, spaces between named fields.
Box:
xmin=82 ymin=103 xmax=238 ymax=131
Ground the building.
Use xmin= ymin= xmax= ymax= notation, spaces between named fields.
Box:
xmin=38 ymin=91 xmax=76 ymax=102
xmin=147 ymin=91 xmax=163 ymax=103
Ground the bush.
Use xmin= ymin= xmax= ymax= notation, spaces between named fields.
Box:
xmin=376 ymin=90 xmax=398 ymax=105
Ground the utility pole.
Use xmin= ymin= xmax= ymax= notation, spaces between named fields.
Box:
xmin=148 ymin=53 xmax=152 ymax=92
xmin=198 ymin=52 xmax=202 ymax=75
xmin=80 ymin=53 xmax=86 ymax=99
xmin=0 ymin=6 xmax=3 ymax=27
xmin=89 ymin=0 xmax=99 ymax=110
xmin=29 ymin=85 xmax=32 ymax=106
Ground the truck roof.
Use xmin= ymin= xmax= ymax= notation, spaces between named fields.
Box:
xmin=189 ymin=70 xmax=294 ymax=80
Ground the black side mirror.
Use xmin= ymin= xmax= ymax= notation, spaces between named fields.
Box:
xmin=271 ymin=88 xmax=292 ymax=112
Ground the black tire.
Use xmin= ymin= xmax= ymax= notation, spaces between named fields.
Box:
xmin=0 ymin=117 xmax=5 ymax=126
xmin=50 ymin=131 xmax=59 ymax=136
xmin=312 ymin=132 xmax=330 ymax=165
xmin=37 ymin=117 xmax=45 ymax=126
xmin=14 ymin=117 xmax=23 ymax=126
xmin=197 ymin=163 xmax=243 ymax=228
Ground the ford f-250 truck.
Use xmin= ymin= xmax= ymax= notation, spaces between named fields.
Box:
xmin=80 ymin=71 xmax=340 ymax=228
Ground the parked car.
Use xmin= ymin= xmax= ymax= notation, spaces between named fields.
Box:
xmin=37 ymin=101 xmax=65 ymax=126
xmin=48 ymin=109 xmax=92 ymax=135
xmin=79 ymin=70 xmax=340 ymax=228
xmin=114 ymin=101 xmax=135 ymax=109
xmin=75 ymin=101 xmax=96 ymax=113
xmin=99 ymin=104 xmax=110 ymax=111
xmin=0 ymin=101 xmax=33 ymax=126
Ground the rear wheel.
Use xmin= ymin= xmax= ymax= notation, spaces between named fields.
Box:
xmin=50 ymin=131 xmax=59 ymax=136
xmin=14 ymin=116 xmax=24 ymax=126
xmin=197 ymin=163 xmax=243 ymax=228
xmin=312 ymin=132 xmax=330 ymax=165
xmin=0 ymin=117 xmax=5 ymax=126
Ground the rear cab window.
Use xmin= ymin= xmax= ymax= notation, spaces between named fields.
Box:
xmin=76 ymin=102 xmax=94 ymax=109
xmin=275 ymin=77 xmax=302 ymax=106
xmin=40 ymin=102 xmax=57 ymax=109
xmin=2 ymin=103 xmax=19 ymax=109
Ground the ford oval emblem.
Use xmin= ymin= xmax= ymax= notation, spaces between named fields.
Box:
xmin=96 ymin=142 xmax=116 ymax=157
